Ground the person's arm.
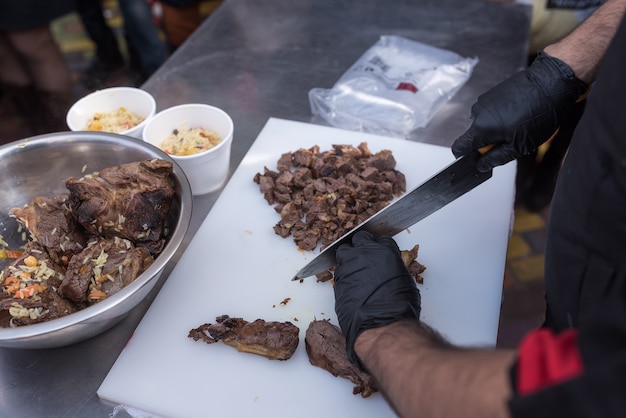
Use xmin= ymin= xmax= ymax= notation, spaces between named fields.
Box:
xmin=544 ymin=0 xmax=626 ymax=83
xmin=451 ymin=0 xmax=626 ymax=172
xmin=333 ymin=232 xmax=517 ymax=417
xmin=355 ymin=321 xmax=516 ymax=418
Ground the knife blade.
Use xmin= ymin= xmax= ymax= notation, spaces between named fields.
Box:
xmin=292 ymin=149 xmax=492 ymax=280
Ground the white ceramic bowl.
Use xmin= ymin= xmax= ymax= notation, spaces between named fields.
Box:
xmin=142 ymin=103 xmax=234 ymax=195
xmin=66 ymin=87 xmax=156 ymax=138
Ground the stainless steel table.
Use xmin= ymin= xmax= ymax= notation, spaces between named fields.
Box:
xmin=0 ymin=0 xmax=530 ymax=416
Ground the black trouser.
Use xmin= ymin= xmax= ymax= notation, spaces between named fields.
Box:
xmin=75 ymin=0 xmax=124 ymax=66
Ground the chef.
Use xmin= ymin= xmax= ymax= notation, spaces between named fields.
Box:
xmin=331 ymin=0 xmax=626 ymax=416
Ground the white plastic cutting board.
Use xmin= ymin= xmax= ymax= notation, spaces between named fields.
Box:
xmin=99 ymin=118 xmax=516 ymax=418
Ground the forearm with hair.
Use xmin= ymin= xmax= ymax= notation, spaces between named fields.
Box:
xmin=355 ymin=321 xmax=516 ymax=418
xmin=544 ymin=0 xmax=626 ymax=83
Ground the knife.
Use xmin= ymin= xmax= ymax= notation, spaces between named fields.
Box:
xmin=292 ymin=148 xmax=492 ymax=280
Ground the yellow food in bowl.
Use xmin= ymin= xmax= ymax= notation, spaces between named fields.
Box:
xmin=85 ymin=107 xmax=144 ymax=133
xmin=160 ymin=127 xmax=222 ymax=156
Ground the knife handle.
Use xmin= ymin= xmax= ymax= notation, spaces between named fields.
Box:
xmin=478 ymin=144 xmax=494 ymax=154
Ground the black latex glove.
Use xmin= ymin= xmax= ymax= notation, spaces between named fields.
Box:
xmin=452 ymin=51 xmax=588 ymax=172
xmin=333 ymin=231 xmax=421 ymax=368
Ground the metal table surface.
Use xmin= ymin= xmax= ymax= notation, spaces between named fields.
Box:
xmin=0 ymin=0 xmax=530 ymax=416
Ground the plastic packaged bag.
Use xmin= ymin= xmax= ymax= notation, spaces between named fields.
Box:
xmin=309 ymin=35 xmax=478 ymax=138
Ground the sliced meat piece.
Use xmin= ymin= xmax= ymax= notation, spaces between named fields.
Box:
xmin=10 ymin=195 xmax=89 ymax=266
xmin=65 ymin=159 xmax=174 ymax=254
xmin=189 ymin=315 xmax=300 ymax=360
xmin=305 ymin=319 xmax=378 ymax=398
xmin=60 ymin=237 xmax=153 ymax=305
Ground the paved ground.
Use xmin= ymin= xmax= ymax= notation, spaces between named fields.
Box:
xmin=498 ymin=206 xmax=549 ymax=348
xmin=0 ymin=2 xmax=550 ymax=349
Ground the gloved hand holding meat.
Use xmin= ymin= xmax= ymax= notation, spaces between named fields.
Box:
xmin=333 ymin=230 xmax=421 ymax=368
xmin=451 ymin=51 xmax=588 ymax=172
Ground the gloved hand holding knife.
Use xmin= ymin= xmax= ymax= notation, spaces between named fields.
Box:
xmin=451 ymin=51 xmax=588 ymax=172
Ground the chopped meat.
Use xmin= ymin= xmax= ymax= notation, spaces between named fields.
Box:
xmin=401 ymin=245 xmax=427 ymax=284
xmin=315 ymin=245 xmax=427 ymax=284
xmin=9 ymin=195 xmax=89 ymax=266
xmin=315 ymin=270 xmax=334 ymax=283
xmin=189 ymin=315 xmax=300 ymax=360
xmin=65 ymin=159 xmax=174 ymax=255
xmin=59 ymin=237 xmax=153 ymax=305
xmin=254 ymin=143 xmax=406 ymax=252
xmin=305 ymin=319 xmax=378 ymax=398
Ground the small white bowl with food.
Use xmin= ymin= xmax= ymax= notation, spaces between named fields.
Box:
xmin=142 ymin=103 xmax=234 ymax=195
xmin=66 ymin=87 xmax=156 ymax=138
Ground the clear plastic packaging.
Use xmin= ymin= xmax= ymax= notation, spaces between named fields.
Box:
xmin=309 ymin=35 xmax=478 ymax=138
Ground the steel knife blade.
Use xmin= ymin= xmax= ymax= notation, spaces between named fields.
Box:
xmin=292 ymin=149 xmax=492 ymax=280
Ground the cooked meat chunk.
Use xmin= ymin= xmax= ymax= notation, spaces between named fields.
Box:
xmin=254 ymin=143 xmax=406 ymax=251
xmin=9 ymin=195 xmax=89 ymax=266
xmin=315 ymin=245 xmax=426 ymax=284
xmin=189 ymin=315 xmax=300 ymax=360
xmin=305 ymin=319 xmax=378 ymax=398
xmin=0 ymin=242 xmax=77 ymax=328
xmin=401 ymin=245 xmax=427 ymax=284
xmin=60 ymin=237 xmax=153 ymax=305
xmin=0 ymin=290 xmax=77 ymax=328
xmin=65 ymin=159 xmax=174 ymax=255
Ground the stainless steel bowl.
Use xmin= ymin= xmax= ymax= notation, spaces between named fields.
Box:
xmin=0 ymin=132 xmax=192 ymax=348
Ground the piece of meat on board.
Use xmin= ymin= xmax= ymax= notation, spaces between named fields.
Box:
xmin=305 ymin=319 xmax=378 ymax=398
xmin=188 ymin=315 xmax=300 ymax=360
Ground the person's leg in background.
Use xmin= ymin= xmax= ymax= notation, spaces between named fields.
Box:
xmin=75 ymin=0 xmax=126 ymax=90
xmin=0 ymin=26 xmax=73 ymax=134
xmin=117 ymin=0 xmax=167 ymax=84
xmin=160 ymin=1 xmax=203 ymax=53
xmin=0 ymin=31 xmax=43 ymax=136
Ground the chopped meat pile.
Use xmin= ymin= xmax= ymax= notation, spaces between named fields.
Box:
xmin=253 ymin=142 xmax=406 ymax=251
xmin=189 ymin=315 xmax=300 ymax=361
xmin=305 ymin=319 xmax=378 ymax=398
xmin=0 ymin=159 xmax=175 ymax=328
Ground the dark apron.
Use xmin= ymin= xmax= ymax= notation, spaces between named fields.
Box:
xmin=544 ymin=13 xmax=626 ymax=333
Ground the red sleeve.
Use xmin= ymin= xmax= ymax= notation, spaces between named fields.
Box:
xmin=516 ymin=328 xmax=584 ymax=395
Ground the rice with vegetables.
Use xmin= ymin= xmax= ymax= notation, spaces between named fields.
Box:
xmin=85 ymin=107 xmax=144 ymax=133
xmin=160 ymin=127 xmax=222 ymax=156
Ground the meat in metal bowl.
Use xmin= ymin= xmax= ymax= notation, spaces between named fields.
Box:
xmin=0 ymin=132 xmax=192 ymax=348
